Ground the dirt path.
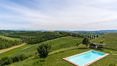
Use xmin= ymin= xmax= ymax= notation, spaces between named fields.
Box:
xmin=0 ymin=43 xmax=26 ymax=54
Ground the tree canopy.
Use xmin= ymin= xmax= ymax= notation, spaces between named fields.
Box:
xmin=82 ymin=37 xmax=90 ymax=47
xmin=37 ymin=43 xmax=51 ymax=58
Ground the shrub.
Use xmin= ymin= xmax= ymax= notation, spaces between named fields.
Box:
xmin=37 ymin=43 xmax=51 ymax=58
xmin=0 ymin=38 xmax=22 ymax=49
xmin=82 ymin=37 xmax=90 ymax=47
xmin=0 ymin=54 xmax=28 ymax=66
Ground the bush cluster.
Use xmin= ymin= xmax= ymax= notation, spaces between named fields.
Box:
xmin=6 ymin=32 xmax=78 ymax=44
xmin=0 ymin=54 xmax=28 ymax=66
xmin=0 ymin=38 xmax=22 ymax=49
xmin=37 ymin=43 xmax=51 ymax=58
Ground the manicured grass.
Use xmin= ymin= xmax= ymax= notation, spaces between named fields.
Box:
xmin=0 ymin=36 xmax=82 ymax=58
xmin=9 ymin=49 xmax=89 ymax=66
xmin=92 ymin=33 xmax=117 ymax=50
xmin=16 ymin=36 xmax=82 ymax=57
xmin=9 ymin=48 xmax=117 ymax=66
xmin=4 ymin=34 xmax=117 ymax=66
xmin=91 ymin=33 xmax=117 ymax=66
xmin=91 ymin=49 xmax=117 ymax=66
xmin=42 ymin=36 xmax=82 ymax=51
xmin=8 ymin=36 xmax=83 ymax=66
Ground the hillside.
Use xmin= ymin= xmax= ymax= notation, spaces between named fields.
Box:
xmin=9 ymin=33 xmax=117 ymax=66
xmin=92 ymin=33 xmax=117 ymax=50
xmin=0 ymin=36 xmax=83 ymax=66
xmin=4 ymin=31 xmax=81 ymax=44
xmin=91 ymin=33 xmax=117 ymax=66
xmin=0 ymin=35 xmax=22 ymax=49
xmin=0 ymin=33 xmax=117 ymax=66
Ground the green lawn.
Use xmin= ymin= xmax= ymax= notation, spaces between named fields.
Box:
xmin=7 ymin=36 xmax=83 ymax=66
xmin=9 ymin=49 xmax=89 ymax=66
xmin=91 ymin=33 xmax=117 ymax=66
xmin=0 ymin=36 xmax=82 ymax=58
xmin=8 ymin=45 xmax=117 ymax=66
xmin=2 ymin=34 xmax=117 ymax=66
xmin=92 ymin=33 xmax=117 ymax=50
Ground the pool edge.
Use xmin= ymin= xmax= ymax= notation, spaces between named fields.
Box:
xmin=63 ymin=58 xmax=79 ymax=66
xmin=63 ymin=50 xmax=109 ymax=66
xmin=63 ymin=50 xmax=92 ymax=66
xmin=84 ymin=53 xmax=109 ymax=66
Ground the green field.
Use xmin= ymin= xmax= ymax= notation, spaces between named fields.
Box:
xmin=0 ymin=33 xmax=117 ymax=66
xmin=0 ymin=35 xmax=22 ymax=49
xmin=92 ymin=33 xmax=117 ymax=50
xmin=0 ymin=35 xmax=20 ymax=41
xmin=0 ymin=44 xmax=29 ymax=58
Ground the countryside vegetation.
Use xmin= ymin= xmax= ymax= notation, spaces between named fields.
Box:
xmin=0 ymin=30 xmax=117 ymax=66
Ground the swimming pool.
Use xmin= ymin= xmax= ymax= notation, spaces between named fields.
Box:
xmin=63 ymin=50 xmax=109 ymax=66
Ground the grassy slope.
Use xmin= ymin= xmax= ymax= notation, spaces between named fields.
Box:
xmin=91 ymin=33 xmax=117 ymax=66
xmin=0 ymin=35 xmax=22 ymax=50
xmin=0 ymin=44 xmax=29 ymax=58
xmin=9 ymin=49 xmax=89 ymax=66
xmin=91 ymin=33 xmax=117 ymax=50
xmin=43 ymin=36 xmax=82 ymax=51
xmin=8 ymin=36 xmax=83 ymax=66
xmin=0 ymin=43 xmax=26 ymax=54
xmin=0 ymin=35 xmax=20 ymax=41
xmin=8 ymin=33 xmax=117 ymax=66
xmin=1 ymin=36 xmax=82 ymax=59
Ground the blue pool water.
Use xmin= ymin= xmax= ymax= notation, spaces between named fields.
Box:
xmin=66 ymin=50 xmax=106 ymax=66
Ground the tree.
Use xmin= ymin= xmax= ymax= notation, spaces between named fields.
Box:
xmin=82 ymin=37 xmax=90 ymax=47
xmin=37 ymin=43 xmax=51 ymax=58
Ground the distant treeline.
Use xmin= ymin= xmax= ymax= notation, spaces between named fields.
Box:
xmin=5 ymin=31 xmax=82 ymax=44
xmin=0 ymin=30 xmax=101 ymax=45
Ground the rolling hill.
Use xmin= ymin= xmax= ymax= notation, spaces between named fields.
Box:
xmin=0 ymin=33 xmax=117 ymax=66
xmin=0 ymin=35 xmax=22 ymax=49
xmin=0 ymin=36 xmax=83 ymax=66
